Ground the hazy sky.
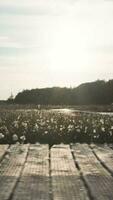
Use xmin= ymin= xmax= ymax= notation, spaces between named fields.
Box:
xmin=0 ymin=0 xmax=113 ymax=99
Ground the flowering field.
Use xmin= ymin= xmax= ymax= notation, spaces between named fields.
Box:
xmin=0 ymin=109 xmax=113 ymax=144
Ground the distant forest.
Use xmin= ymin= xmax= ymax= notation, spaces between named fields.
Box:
xmin=9 ymin=80 xmax=113 ymax=105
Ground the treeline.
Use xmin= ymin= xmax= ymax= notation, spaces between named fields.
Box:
xmin=12 ymin=80 xmax=113 ymax=105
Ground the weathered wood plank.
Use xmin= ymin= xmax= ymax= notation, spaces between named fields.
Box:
xmin=90 ymin=144 xmax=113 ymax=175
xmin=72 ymin=144 xmax=113 ymax=200
xmin=12 ymin=144 xmax=49 ymax=200
xmin=51 ymin=144 xmax=89 ymax=200
xmin=0 ymin=144 xmax=29 ymax=200
xmin=0 ymin=145 xmax=9 ymax=162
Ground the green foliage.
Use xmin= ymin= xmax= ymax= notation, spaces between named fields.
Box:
xmin=0 ymin=109 xmax=113 ymax=144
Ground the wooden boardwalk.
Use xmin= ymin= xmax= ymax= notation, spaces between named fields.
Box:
xmin=0 ymin=144 xmax=113 ymax=200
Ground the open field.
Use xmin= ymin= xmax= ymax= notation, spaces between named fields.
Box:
xmin=0 ymin=108 xmax=113 ymax=144
xmin=0 ymin=143 xmax=113 ymax=200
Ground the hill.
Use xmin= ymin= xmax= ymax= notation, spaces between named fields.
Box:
xmin=13 ymin=80 xmax=113 ymax=105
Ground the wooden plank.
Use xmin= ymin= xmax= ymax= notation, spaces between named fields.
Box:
xmin=51 ymin=144 xmax=89 ymax=200
xmin=0 ymin=144 xmax=29 ymax=200
xmin=12 ymin=144 xmax=49 ymax=200
xmin=72 ymin=144 xmax=113 ymax=200
xmin=0 ymin=145 xmax=9 ymax=162
xmin=90 ymin=144 xmax=113 ymax=175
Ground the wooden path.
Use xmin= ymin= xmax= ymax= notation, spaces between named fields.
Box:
xmin=0 ymin=144 xmax=113 ymax=200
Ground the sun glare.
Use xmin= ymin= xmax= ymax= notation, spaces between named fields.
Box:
xmin=48 ymin=17 xmax=91 ymax=74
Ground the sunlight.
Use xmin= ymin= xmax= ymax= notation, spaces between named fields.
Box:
xmin=0 ymin=0 xmax=113 ymax=99
xmin=47 ymin=16 xmax=93 ymax=74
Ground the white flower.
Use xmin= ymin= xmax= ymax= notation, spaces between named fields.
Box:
xmin=47 ymin=125 xmax=51 ymax=130
xmin=68 ymin=129 xmax=72 ymax=133
xmin=101 ymin=127 xmax=105 ymax=132
xmin=60 ymin=127 xmax=63 ymax=132
xmin=12 ymin=134 xmax=18 ymax=141
xmin=68 ymin=124 xmax=74 ymax=130
xmin=40 ymin=121 xmax=46 ymax=126
xmin=16 ymin=142 xmax=20 ymax=145
xmin=13 ymin=121 xmax=19 ymax=128
xmin=17 ymin=115 xmax=21 ymax=120
xmin=93 ymin=129 xmax=96 ymax=133
xmin=0 ymin=133 xmax=4 ymax=139
xmin=51 ymin=118 xmax=54 ymax=123
xmin=100 ymin=119 xmax=104 ymax=124
xmin=34 ymin=123 xmax=39 ymax=131
xmin=109 ymin=131 xmax=112 ymax=136
xmin=21 ymin=122 xmax=28 ymax=129
xmin=84 ymin=127 xmax=88 ymax=133
xmin=20 ymin=135 xmax=26 ymax=141
xmin=44 ymin=131 xmax=48 ymax=134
